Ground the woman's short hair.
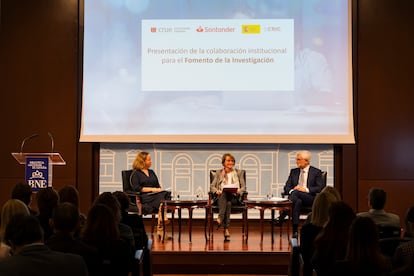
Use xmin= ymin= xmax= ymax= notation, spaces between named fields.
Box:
xmin=221 ymin=153 xmax=235 ymax=166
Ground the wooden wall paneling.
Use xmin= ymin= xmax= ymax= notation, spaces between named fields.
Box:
xmin=356 ymin=0 xmax=414 ymax=220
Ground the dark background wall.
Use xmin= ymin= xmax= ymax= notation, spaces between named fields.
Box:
xmin=1 ymin=0 xmax=414 ymax=220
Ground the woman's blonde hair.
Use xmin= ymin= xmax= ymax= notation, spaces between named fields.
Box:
xmin=132 ymin=151 xmax=149 ymax=170
xmin=321 ymin=186 xmax=341 ymax=201
xmin=1 ymin=199 xmax=30 ymax=241
xmin=311 ymin=192 xmax=338 ymax=227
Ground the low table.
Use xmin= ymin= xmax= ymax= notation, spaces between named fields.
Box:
xmin=244 ymin=198 xmax=293 ymax=244
xmin=161 ymin=199 xmax=209 ymax=243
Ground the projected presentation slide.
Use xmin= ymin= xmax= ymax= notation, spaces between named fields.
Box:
xmin=81 ymin=0 xmax=353 ymax=143
xmin=141 ymin=19 xmax=294 ymax=91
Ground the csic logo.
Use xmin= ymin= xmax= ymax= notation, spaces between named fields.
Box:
xmin=151 ymin=27 xmax=156 ymax=33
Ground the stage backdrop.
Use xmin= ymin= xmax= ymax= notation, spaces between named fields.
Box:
xmin=99 ymin=143 xmax=333 ymax=218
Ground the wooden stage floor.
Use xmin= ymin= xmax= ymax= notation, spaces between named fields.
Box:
xmin=145 ymin=219 xmax=291 ymax=275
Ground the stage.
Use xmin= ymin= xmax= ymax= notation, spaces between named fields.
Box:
xmin=145 ymin=219 xmax=291 ymax=275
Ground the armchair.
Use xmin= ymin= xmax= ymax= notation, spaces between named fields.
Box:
xmin=121 ymin=169 xmax=157 ymax=235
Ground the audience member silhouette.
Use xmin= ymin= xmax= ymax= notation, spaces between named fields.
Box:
xmin=10 ymin=182 xmax=37 ymax=216
xmin=112 ymin=191 xmax=148 ymax=250
xmin=82 ymin=203 xmax=133 ymax=276
xmin=390 ymin=205 xmax=414 ymax=275
xmin=58 ymin=185 xmax=87 ymax=237
xmin=312 ymin=201 xmax=356 ymax=276
xmin=93 ymin=192 xmax=135 ymax=254
xmin=304 ymin=185 xmax=341 ymax=224
xmin=113 ymin=191 xmax=150 ymax=276
xmin=46 ymin=202 xmax=100 ymax=276
xmin=357 ymin=187 xmax=400 ymax=229
xmin=0 ymin=214 xmax=88 ymax=276
xmin=332 ymin=216 xmax=392 ymax=276
xmin=403 ymin=205 xmax=414 ymax=238
xmin=0 ymin=199 xmax=30 ymax=258
xmin=392 ymin=241 xmax=414 ymax=276
xmin=300 ymin=192 xmax=338 ymax=276
xmin=36 ymin=187 xmax=59 ymax=241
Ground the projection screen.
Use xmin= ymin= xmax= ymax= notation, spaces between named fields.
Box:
xmin=80 ymin=0 xmax=354 ymax=144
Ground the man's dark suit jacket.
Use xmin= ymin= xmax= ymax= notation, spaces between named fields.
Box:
xmin=0 ymin=244 xmax=88 ymax=276
xmin=284 ymin=166 xmax=324 ymax=195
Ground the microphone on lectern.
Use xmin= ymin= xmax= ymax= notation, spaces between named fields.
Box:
xmin=48 ymin=132 xmax=54 ymax=153
xmin=20 ymin=133 xmax=39 ymax=154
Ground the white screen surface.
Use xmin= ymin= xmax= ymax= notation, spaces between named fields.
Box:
xmin=81 ymin=0 xmax=354 ymax=143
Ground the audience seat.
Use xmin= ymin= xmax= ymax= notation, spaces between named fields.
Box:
xmin=379 ymin=236 xmax=413 ymax=257
xmin=377 ymin=224 xmax=402 ymax=239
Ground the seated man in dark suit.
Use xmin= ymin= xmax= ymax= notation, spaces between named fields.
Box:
xmin=277 ymin=150 xmax=324 ymax=236
xmin=0 ymin=214 xmax=88 ymax=276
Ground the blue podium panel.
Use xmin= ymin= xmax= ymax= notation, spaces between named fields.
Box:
xmin=25 ymin=157 xmax=52 ymax=191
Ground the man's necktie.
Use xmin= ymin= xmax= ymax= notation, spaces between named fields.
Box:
xmin=299 ymin=169 xmax=305 ymax=187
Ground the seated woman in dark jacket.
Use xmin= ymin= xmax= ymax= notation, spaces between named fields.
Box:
xmin=130 ymin=151 xmax=171 ymax=239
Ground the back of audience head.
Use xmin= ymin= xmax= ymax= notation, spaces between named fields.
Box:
xmin=368 ymin=187 xmax=386 ymax=210
xmin=11 ymin=182 xmax=33 ymax=207
xmin=321 ymin=186 xmax=341 ymax=201
xmin=314 ymin=201 xmax=355 ymax=249
xmin=93 ymin=192 xmax=121 ymax=223
xmin=58 ymin=185 xmax=80 ymax=209
xmin=82 ymin=204 xmax=120 ymax=247
xmin=4 ymin=214 xmax=43 ymax=251
xmin=51 ymin=202 xmax=80 ymax=234
xmin=112 ymin=191 xmax=131 ymax=213
xmin=346 ymin=216 xmax=383 ymax=267
xmin=327 ymin=201 xmax=356 ymax=230
xmin=1 ymin=199 xmax=30 ymax=242
xmin=36 ymin=187 xmax=59 ymax=217
xmin=404 ymin=205 xmax=414 ymax=237
xmin=310 ymin=192 xmax=338 ymax=227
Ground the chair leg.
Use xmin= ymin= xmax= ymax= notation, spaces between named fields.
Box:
xmin=151 ymin=214 xmax=157 ymax=236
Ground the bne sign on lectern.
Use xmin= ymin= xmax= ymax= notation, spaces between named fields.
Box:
xmin=12 ymin=152 xmax=65 ymax=191
xmin=25 ymin=157 xmax=51 ymax=190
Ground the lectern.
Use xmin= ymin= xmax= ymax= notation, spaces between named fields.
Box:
xmin=12 ymin=152 xmax=65 ymax=191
